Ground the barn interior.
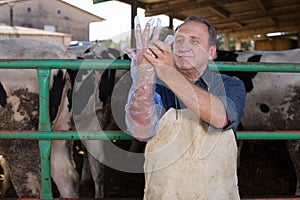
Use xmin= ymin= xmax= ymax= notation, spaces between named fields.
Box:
xmin=0 ymin=0 xmax=299 ymax=199
xmin=95 ymin=0 xmax=300 ymax=51
xmin=90 ymin=0 xmax=300 ymax=199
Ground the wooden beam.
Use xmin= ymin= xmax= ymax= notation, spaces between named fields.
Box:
xmin=217 ymin=21 xmax=300 ymax=42
xmin=233 ymin=22 xmax=244 ymax=28
xmin=218 ymin=17 xmax=300 ymax=34
xmin=224 ymin=34 xmax=230 ymax=50
xmin=209 ymin=6 xmax=229 ymax=18
xmin=235 ymin=39 xmax=242 ymax=50
xmin=255 ymin=0 xmax=268 ymax=12
xmin=227 ymin=25 xmax=300 ymax=39
xmin=169 ymin=15 xmax=174 ymax=30
xmin=237 ymin=31 xmax=298 ymax=42
xmin=143 ymin=0 xmax=244 ymax=17
xmin=214 ymin=12 xmax=299 ymax=35
xmin=239 ymin=36 xmax=267 ymax=42
xmin=268 ymin=17 xmax=276 ymax=24
xmin=212 ymin=4 xmax=300 ymax=26
xmin=116 ymin=0 xmax=148 ymax=10
xmin=131 ymin=0 xmax=137 ymax=30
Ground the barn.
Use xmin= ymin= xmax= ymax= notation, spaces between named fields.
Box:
xmin=94 ymin=0 xmax=300 ymax=49
xmin=0 ymin=0 xmax=300 ymax=199
xmin=0 ymin=0 xmax=104 ymax=41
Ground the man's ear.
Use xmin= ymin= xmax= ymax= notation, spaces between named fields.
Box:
xmin=208 ymin=45 xmax=217 ymax=60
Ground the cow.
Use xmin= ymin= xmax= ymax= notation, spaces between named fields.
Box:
xmin=67 ymin=42 xmax=132 ymax=198
xmin=0 ymin=38 xmax=80 ymax=198
xmin=214 ymin=48 xmax=300 ymax=195
xmin=0 ymin=37 xmax=134 ymax=198
xmin=0 ymin=37 xmax=137 ymax=198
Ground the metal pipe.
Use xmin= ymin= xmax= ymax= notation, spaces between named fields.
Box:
xmin=0 ymin=60 xmax=299 ymax=72
xmin=38 ymin=69 xmax=52 ymax=199
xmin=0 ymin=59 xmax=131 ymax=69
xmin=0 ymin=131 xmax=299 ymax=140
xmin=209 ymin=61 xmax=300 ymax=72
xmin=0 ymin=131 xmax=134 ymax=140
xmin=237 ymin=131 xmax=300 ymax=140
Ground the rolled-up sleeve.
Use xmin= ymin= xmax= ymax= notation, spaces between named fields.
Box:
xmin=219 ymin=77 xmax=246 ymax=132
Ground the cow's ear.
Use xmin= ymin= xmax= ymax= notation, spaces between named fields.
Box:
xmin=208 ymin=45 xmax=217 ymax=61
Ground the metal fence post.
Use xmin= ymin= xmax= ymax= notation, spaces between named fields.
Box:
xmin=37 ymin=69 xmax=53 ymax=199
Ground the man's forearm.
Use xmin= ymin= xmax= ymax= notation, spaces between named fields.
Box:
xmin=163 ymin=71 xmax=228 ymax=128
xmin=125 ymin=83 xmax=158 ymax=141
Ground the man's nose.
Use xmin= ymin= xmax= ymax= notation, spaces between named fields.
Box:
xmin=178 ymin=40 xmax=192 ymax=50
xmin=178 ymin=43 xmax=190 ymax=52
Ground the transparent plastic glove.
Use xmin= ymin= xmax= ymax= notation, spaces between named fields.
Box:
xmin=164 ymin=34 xmax=175 ymax=46
xmin=122 ymin=17 xmax=163 ymax=86
xmin=124 ymin=16 xmax=164 ymax=141
xmin=143 ymin=34 xmax=175 ymax=83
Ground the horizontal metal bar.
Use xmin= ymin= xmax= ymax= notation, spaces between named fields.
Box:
xmin=0 ymin=59 xmax=300 ymax=72
xmin=0 ymin=131 xmax=300 ymax=140
xmin=242 ymin=197 xmax=300 ymax=200
xmin=0 ymin=131 xmax=134 ymax=140
xmin=237 ymin=131 xmax=300 ymax=140
xmin=0 ymin=59 xmax=131 ymax=69
xmin=209 ymin=61 xmax=300 ymax=72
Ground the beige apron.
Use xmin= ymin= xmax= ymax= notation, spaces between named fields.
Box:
xmin=144 ymin=108 xmax=240 ymax=200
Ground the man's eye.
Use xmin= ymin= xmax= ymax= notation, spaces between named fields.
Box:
xmin=175 ymin=38 xmax=184 ymax=44
xmin=190 ymin=39 xmax=199 ymax=45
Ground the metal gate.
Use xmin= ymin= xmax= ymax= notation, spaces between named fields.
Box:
xmin=0 ymin=59 xmax=300 ymax=199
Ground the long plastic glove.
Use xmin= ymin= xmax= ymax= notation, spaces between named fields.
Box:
xmin=124 ymin=16 xmax=163 ymax=141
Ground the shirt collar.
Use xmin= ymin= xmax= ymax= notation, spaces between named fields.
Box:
xmin=195 ymin=66 xmax=213 ymax=89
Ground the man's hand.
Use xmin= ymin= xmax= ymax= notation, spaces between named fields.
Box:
xmin=144 ymin=37 xmax=176 ymax=82
xmin=122 ymin=17 xmax=164 ymax=90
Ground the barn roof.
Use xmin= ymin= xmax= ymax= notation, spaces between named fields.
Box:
xmin=94 ymin=0 xmax=300 ymax=42
xmin=0 ymin=25 xmax=72 ymax=45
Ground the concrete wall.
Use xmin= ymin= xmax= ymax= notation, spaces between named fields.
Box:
xmin=0 ymin=0 xmax=103 ymax=41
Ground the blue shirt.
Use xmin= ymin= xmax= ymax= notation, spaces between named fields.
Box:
xmin=154 ymin=67 xmax=246 ymax=135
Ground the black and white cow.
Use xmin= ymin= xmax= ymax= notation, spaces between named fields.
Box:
xmin=0 ymin=38 xmax=132 ymax=198
xmin=67 ymin=42 xmax=131 ymax=198
xmin=214 ymin=48 xmax=300 ymax=195
xmin=0 ymin=38 xmax=79 ymax=198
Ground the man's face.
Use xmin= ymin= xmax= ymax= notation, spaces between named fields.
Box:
xmin=173 ymin=21 xmax=216 ymax=72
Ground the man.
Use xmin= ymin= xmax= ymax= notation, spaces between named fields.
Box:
xmin=125 ymin=16 xmax=246 ymax=199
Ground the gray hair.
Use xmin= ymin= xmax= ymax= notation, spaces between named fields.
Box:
xmin=176 ymin=16 xmax=217 ymax=46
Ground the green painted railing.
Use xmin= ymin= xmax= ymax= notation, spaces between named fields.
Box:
xmin=0 ymin=59 xmax=300 ymax=72
xmin=0 ymin=59 xmax=300 ymax=199
xmin=1 ymin=130 xmax=300 ymax=140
